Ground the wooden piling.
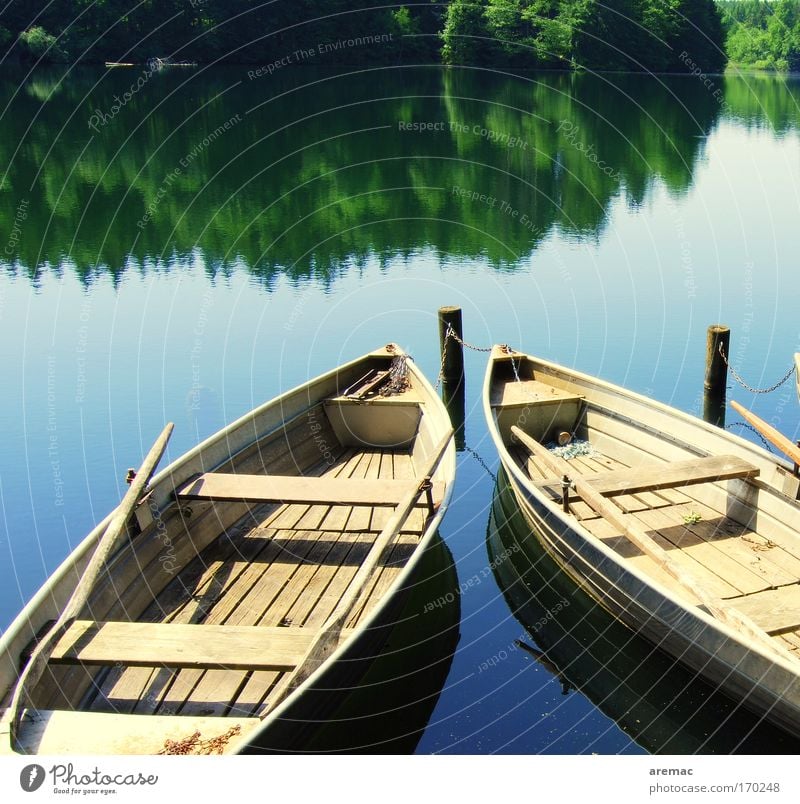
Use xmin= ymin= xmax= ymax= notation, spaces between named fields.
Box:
xmin=438 ymin=306 xmax=464 ymax=390
xmin=703 ymin=324 xmax=730 ymax=428
xmin=438 ymin=306 xmax=465 ymax=450
xmin=441 ymin=380 xmax=466 ymax=451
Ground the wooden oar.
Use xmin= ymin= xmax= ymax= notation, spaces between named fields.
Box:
xmin=795 ymin=353 xmax=800 ymax=404
xmin=730 ymin=400 xmax=800 ymax=465
xmin=510 ymin=425 xmax=798 ymax=666
xmin=7 ymin=423 xmax=174 ymax=749
xmin=263 ymin=428 xmax=454 ymax=715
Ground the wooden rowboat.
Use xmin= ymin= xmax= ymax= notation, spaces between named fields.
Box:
xmin=0 ymin=344 xmax=455 ymax=754
xmin=484 ymin=346 xmax=800 ymax=738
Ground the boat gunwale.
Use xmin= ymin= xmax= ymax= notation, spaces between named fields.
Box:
xmin=498 ymin=349 xmax=794 ymax=475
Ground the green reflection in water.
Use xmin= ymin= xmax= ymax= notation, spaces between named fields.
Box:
xmin=1 ymin=67 xmax=798 ymax=286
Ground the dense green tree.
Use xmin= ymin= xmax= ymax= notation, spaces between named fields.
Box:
xmin=719 ymin=0 xmax=800 ymax=70
xmin=442 ymin=0 xmax=493 ymax=64
xmin=2 ymin=0 xmax=783 ymax=73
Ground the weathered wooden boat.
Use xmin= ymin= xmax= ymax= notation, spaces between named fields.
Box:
xmin=488 ymin=478 xmax=800 ymax=753
xmin=484 ymin=345 xmax=800 ymax=738
xmin=1 ymin=344 xmax=455 ymax=754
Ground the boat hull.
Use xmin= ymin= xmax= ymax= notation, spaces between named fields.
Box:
xmin=500 ymin=459 xmax=800 ymax=739
xmin=488 ymin=476 xmax=800 ymax=753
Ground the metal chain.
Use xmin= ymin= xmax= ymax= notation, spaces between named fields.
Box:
xmin=462 ymin=445 xmax=497 ymax=482
xmin=434 ymin=324 xmax=514 ymax=389
xmin=434 ymin=331 xmax=451 ymax=390
xmin=718 ymin=342 xmax=796 ymax=395
xmin=445 ymin=324 xmax=494 ymax=353
xmin=725 ymin=421 xmax=774 ymax=453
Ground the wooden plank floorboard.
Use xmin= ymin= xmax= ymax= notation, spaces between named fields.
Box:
xmin=630 ymin=507 xmax=754 ymax=597
xmin=319 ymin=452 xmax=369 ymax=531
xmin=584 ymin=516 xmax=702 ymax=605
xmin=126 ymin=530 xmax=328 ymax=715
xmin=730 ymin=585 xmax=800 ymax=634
xmin=177 ymin=529 xmax=347 ymax=715
xmin=346 ymin=452 xmax=381 ymax=532
xmin=89 ymin=525 xmax=281 ymax=714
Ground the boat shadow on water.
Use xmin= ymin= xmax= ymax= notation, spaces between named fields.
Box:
xmin=488 ymin=476 xmax=800 ymax=754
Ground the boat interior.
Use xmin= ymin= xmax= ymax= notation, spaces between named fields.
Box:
xmin=491 ymin=353 xmax=800 ymax=663
xmin=5 ymin=352 xmax=447 ymax=754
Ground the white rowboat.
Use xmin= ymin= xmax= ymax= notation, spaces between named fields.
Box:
xmin=484 ymin=346 xmax=800 ymax=738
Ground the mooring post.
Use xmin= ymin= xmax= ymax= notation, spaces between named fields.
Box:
xmin=703 ymin=324 xmax=730 ymax=428
xmin=438 ymin=306 xmax=466 ymax=450
xmin=442 ymin=380 xmax=466 ymax=451
xmin=438 ymin=306 xmax=464 ymax=389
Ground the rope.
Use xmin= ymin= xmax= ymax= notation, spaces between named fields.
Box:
xmin=380 ymin=355 xmax=411 ymax=396
xmin=725 ymin=421 xmax=774 ymax=453
xmin=718 ymin=343 xmax=796 ymax=395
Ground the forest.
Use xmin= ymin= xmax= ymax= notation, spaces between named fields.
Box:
xmin=0 ymin=2 xmax=796 ymax=73
xmin=719 ymin=0 xmax=800 ymax=69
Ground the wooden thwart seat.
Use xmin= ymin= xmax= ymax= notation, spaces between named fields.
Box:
xmin=534 ymin=453 xmax=759 ymax=497
xmin=36 ymin=620 xmax=352 ymax=671
xmin=175 ymin=473 xmax=443 ymax=507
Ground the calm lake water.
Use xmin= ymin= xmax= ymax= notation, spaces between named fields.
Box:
xmin=1 ymin=65 xmax=799 ymax=754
